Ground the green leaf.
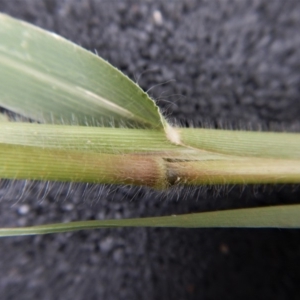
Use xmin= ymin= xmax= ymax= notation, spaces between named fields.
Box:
xmin=1 ymin=204 xmax=300 ymax=236
xmin=0 ymin=13 xmax=166 ymax=129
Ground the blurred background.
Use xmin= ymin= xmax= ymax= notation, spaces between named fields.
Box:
xmin=0 ymin=1 xmax=300 ymax=299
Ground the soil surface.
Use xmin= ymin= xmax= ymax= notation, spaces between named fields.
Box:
xmin=0 ymin=1 xmax=300 ymax=299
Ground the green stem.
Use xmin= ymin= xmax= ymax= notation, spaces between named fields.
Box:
xmin=167 ymin=158 xmax=300 ymax=185
xmin=0 ymin=144 xmax=168 ymax=189
xmin=1 ymin=123 xmax=300 ymax=187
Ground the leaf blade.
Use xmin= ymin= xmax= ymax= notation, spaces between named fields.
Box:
xmin=1 ymin=204 xmax=300 ymax=237
xmin=0 ymin=13 xmax=166 ymax=128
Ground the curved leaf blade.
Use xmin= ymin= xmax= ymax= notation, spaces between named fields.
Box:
xmin=0 ymin=13 xmax=166 ymax=128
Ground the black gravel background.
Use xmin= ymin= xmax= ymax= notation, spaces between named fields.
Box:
xmin=0 ymin=1 xmax=300 ymax=299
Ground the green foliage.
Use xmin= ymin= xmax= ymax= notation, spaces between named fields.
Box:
xmin=0 ymin=13 xmax=299 ymax=236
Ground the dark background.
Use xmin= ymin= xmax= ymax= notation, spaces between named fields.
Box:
xmin=0 ymin=0 xmax=300 ymax=299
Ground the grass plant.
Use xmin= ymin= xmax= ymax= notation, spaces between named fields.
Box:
xmin=0 ymin=13 xmax=300 ymax=236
